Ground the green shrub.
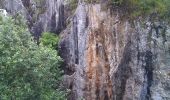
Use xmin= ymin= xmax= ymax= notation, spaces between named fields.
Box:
xmin=110 ymin=0 xmax=170 ymax=20
xmin=40 ymin=32 xmax=60 ymax=49
xmin=0 ymin=14 xmax=66 ymax=100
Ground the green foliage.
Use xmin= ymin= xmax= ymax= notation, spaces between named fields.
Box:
xmin=69 ymin=0 xmax=78 ymax=11
xmin=40 ymin=32 xmax=59 ymax=49
xmin=84 ymin=0 xmax=100 ymax=3
xmin=0 ymin=14 xmax=66 ymax=99
xmin=110 ymin=0 xmax=170 ymax=20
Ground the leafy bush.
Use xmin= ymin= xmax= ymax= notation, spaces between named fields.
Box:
xmin=40 ymin=32 xmax=60 ymax=49
xmin=0 ymin=14 xmax=66 ymax=99
xmin=110 ymin=0 xmax=170 ymax=20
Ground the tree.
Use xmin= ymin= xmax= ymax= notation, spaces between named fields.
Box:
xmin=0 ymin=14 xmax=66 ymax=100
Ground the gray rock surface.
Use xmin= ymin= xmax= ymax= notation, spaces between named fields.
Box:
xmin=2 ymin=0 xmax=65 ymax=41
xmin=59 ymin=2 xmax=170 ymax=100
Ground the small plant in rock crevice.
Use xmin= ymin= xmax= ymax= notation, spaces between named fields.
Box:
xmin=40 ymin=32 xmax=60 ymax=49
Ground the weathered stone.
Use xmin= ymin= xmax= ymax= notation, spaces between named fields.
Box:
xmin=59 ymin=2 xmax=170 ymax=100
xmin=3 ymin=0 xmax=65 ymax=41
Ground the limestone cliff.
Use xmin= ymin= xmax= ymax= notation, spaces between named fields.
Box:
xmin=1 ymin=0 xmax=65 ymax=41
xmin=1 ymin=0 xmax=170 ymax=100
xmin=60 ymin=3 xmax=170 ymax=100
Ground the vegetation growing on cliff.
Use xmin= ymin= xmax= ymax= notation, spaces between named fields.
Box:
xmin=110 ymin=0 xmax=170 ymax=20
xmin=40 ymin=32 xmax=60 ymax=49
xmin=69 ymin=0 xmax=170 ymax=21
xmin=0 ymin=14 xmax=66 ymax=99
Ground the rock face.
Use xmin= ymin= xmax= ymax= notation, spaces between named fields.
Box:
xmin=1 ymin=0 xmax=170 ymax=100
xmin=59 ymin=3 xmax=170 ymax=100
xmin=2 ymin=0 xmax=65 ymax=41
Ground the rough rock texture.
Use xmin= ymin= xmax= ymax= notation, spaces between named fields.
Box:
xmin=2 ymin=0 xmax=65 ymax=41
xmin=59 ymin=3 xmax=170 ymax=100
xmin=1 ymin=0 xmax=170 ymax=100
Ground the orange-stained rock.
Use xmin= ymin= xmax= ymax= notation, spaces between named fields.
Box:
xmin=59 ymin=2 xmax=170 ymax=100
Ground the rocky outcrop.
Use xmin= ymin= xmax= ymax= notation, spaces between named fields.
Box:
xmin=2 ymin=0 xmax=65 ymax=41
xmin=59 ymin=2 xmax=170 ymax=100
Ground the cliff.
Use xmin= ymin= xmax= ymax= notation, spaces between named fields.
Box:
xmin=1 ymin=0 xmax=170 ymax=100
xmin=60 ymin=3 xmax=170 ymax=100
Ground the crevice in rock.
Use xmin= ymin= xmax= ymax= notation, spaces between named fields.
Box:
xmin=56 ymin=3 xmax=65 ymax=33
xmin=73 ymin=16 xmax=79 ymax=64
xmin=21 ymin=0 xmax=30 ymax=9
xmin=85 ymin=16 xmax=89 ymax=28
xmin=50 ymin=12 xmax=57 ymax=33
xmin=145 ymin=50 xmax=153 ymax=100
xmin=140 ymin=50 xmax=153 ymax=100
xmin=113 ymin=40 xmax=132 ymax=100
xmin=104 ymin=90 xmax=109 ymax=100
xmin=85 ymin=21 xmax=113 ymax=100
xmin=21 ymin=0 xmax=34 ymax=29
xmin=59 ymin=39 xmax=75 ymax=75
xmin=21 ymin=0 xmax=42 ymax=42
